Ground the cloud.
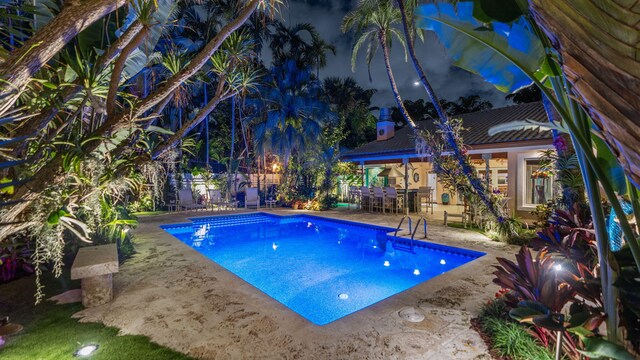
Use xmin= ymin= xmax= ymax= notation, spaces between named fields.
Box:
xmin=285 ymin=0 xmax=511 ymax=109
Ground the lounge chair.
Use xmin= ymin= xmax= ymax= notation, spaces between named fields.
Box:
xmin=177 ymin=189 xmax=206 ymax=212
xmin=207 ymin=189 xmax=226 ymax=211
xmin=244 ymin=187 xmax=260 ymax=209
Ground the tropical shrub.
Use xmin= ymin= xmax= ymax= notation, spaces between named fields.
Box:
xmin=0 ymin=240 xmax=34 ymax=283
xmin=477 ymin=299 xmax=554 ymax=360
xmin=318 ymin=194 xmax=338 ymax=211
xmin=494 ymin=206 xmax=639 ymax=359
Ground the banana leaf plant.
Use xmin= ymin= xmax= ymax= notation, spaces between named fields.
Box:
xmin=416 ymin=0 xmax=640 ymax=346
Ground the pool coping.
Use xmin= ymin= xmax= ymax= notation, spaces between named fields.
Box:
xmin=161 ymin=211 xmax=486 ymax=260
xmin=74 ymin=208 xmax=516 ymax=359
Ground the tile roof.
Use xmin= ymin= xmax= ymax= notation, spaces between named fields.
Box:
xmin=343 ymin=102 xmax=552 ymax=159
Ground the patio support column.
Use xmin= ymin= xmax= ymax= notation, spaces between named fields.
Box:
xmin=482 ymin=153 xmax=492 ymax=190
xmin=360 ymin=161 xmax=365 ymax=186
xmin=403 ymin=158 xmax=409 ymax=215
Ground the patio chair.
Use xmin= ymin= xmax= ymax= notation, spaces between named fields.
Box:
xmin=360 ymin=186 xmax=372 ymax=212
xmin=207 ymin=189 xmax=226 ymax=211
xmin=415 ymin=187 xmax=434 ymax=214
xmin=348 ymin=186 xmax=361 ymax=209
xmin=245 ymin=187 xmax=260 ymax=209
xmin=384 ymin=187 xmax=402 ymax=214
xmin=372 ymin=187 xmax=385 ymax=213
xmin=177 ymin=188 xmax=206 ymax=212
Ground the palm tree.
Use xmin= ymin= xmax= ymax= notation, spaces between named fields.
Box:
xmin=323 ymin=77 xmax=377 ymax=149
xmin=306 ymin=34 xmax=336 ymax=78
xmin=247 ymin=60 xmax=333 ymax=166
xmin=269 ymin=21 xmax=317 ymax=67
xmin=341 ymin=0 xmax=418 ymax=131
xmin=394 ymin=0 xmax=506 ymax=222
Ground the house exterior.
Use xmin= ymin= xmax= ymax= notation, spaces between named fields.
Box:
xmin=341 ymin=102 xmax=555 ymax=219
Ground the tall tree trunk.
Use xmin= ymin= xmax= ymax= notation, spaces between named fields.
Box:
xmin=203 ymin=81 xmax=209 ymax=168
xmin=0 ymin=0 xmax=128 ymax=111
xmin=529 ymin=0 xmax=640 ymax=189
xmin=8 ymin=20 xmax=145 ymax=158
xmin=378 ymin=32 xmax=418 ymax=130
xmin=152 ymin=82 xmax=230 ymax=160
xmin=228 ymin=95 xmax=236 ymax=198
xmin=106 ymin=0 xmax=259 ymax=132
xmin=379 ymin=31 xmax=416 ymax=214
xmin=0 ymin=1 xmax=258 ymax=241
xmin=106 ymin=27 xmax=150 ymax=116
xmin=395 ymin=0 xmax=505 ymax=222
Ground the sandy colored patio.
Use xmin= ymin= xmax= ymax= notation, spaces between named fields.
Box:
xmin=74 ymin=209 xmax=517 ymax=359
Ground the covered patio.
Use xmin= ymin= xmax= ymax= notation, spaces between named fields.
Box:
xmin=340 ymin=102 xmax=555 ymax=223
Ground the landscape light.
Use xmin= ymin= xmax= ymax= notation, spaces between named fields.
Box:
xmin=554 ymin=264 xmax=562 ymax=272
xmin=74 ymin=344 xmax=99 ymax=357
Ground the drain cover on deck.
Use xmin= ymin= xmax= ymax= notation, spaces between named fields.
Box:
xmin=398 ymin=307 xmax=425 ymax=323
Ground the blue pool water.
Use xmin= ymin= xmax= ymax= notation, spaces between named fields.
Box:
xmin=161 ymin=213 xmax=484 ymax=325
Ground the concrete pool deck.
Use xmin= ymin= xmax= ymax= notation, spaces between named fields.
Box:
xmin=74 ymin=208 xmax=517 ymax=359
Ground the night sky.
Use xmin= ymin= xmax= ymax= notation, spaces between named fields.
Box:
xmin=279 ymin=0 xmax=510 ymax=109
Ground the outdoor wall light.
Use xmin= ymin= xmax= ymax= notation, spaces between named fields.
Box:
xmin=74 ymin=344 xmax=99 ymax=357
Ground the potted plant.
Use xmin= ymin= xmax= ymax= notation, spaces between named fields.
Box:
xmin=441 ymin=193 xmax=450 ymax=205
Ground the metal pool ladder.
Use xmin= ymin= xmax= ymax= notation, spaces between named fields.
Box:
xmin=391 ymin=216 xmax=428 ymax=253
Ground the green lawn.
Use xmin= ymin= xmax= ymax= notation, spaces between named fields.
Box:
xmin=0 ymin=271 xmax=194 ymax=360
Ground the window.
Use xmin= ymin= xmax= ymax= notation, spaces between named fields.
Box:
xmin=497 ymin=169 xmax=508 ymax=193
xmin=524 ymin=159 xmax=553 ymax=205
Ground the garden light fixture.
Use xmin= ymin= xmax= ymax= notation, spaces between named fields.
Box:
xmin=553 ymin=264 xmax=562 ymax=272
xmin=74 ymin=344 xmax=99 ymax=357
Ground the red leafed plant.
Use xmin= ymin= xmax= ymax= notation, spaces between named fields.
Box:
xmin=0 ymin=241 xmax=35 ymax=283
xmin=493 ymin=246 xmax=579 ymax=354
xmin=493 ymin=246 xmax=575 ymax=312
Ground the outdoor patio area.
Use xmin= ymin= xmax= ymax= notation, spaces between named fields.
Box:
xmin=73 ymin=209 xmax=514 ymax=359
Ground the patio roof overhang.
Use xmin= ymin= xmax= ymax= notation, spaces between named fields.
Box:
xmin=341 ymin=139 xmax=554 ymax=164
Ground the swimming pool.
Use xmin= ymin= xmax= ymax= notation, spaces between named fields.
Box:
xmin=161 ymin=213 xmax=484 ymax=325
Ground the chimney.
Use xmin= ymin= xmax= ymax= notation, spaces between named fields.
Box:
xmin=377 ymin=107 xmax=395 ymax=141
